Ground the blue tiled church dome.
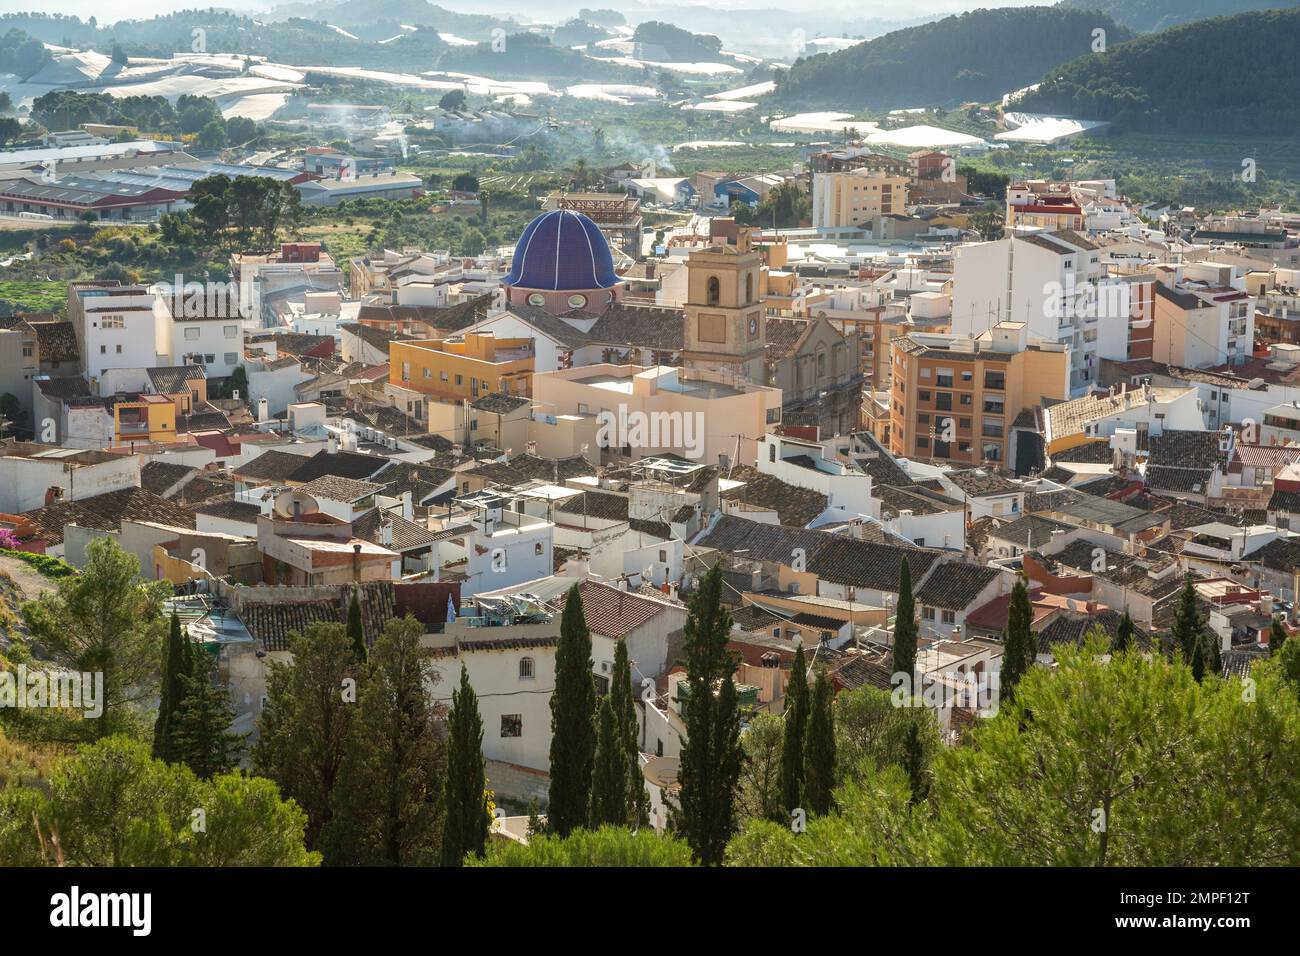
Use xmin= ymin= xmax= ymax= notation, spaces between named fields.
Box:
xmin=505 ymin=210 xmax=620 ymax=290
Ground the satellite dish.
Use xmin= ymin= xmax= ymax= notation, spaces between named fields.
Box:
xmin=273 ymin=488 xmax=320 ymax=519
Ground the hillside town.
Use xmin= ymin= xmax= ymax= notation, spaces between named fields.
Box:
xmin=0 ymin=2 xmax=1297 ymax=888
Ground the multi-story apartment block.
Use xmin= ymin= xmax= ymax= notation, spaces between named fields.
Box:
xmin=1152 ymin=261 xmax=1256 ymax=369
xmin=889 ymin=321 xmax=1070 ymax=471
xmin=67 ymin=281 xmax=169 ymax=396
xmin=390 ymin=331 xmax=535 ymax=406
xmin=952 ymin=230 xmax=1133 ymax=395
xmin=811 ymin=167 xmax=910 ymax=231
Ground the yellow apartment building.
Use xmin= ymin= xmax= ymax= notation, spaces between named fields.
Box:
xmin=390 ymin=331 xmax=535 ymax=403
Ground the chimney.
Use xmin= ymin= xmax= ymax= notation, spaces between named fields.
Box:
xmin=380 ymin=518 xmax=393 ymax=547
xmin=328 ymin=434 xmax=338 ymax=454
xmin=44 ymin=485 xmax=63 ymax=507
xmin=258 ymin=398 xmax=269 ymax=423
xmin=352 ymin=542 xmax=362 ymax=582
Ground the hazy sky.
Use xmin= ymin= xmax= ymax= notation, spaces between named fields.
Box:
xmin=0 ymin=0 xmax=1051 ymax=27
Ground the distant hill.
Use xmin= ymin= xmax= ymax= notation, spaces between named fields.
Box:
xmin=434 ymin=33 xmax=638 ymax=81
xmin=770 ymin=6 xmax=1133 ymax=109
xmin=630 ymin=21 xmax=724 ymax=62
xmin=0 ymin=11 xmax=455 ymax=72
xmin=1057 ymin=0 xmax=1299 ymax=33
xmin=1016 ymin=8 xmax=1300 ymax=132
xmin=265 ymin=0 xmax=515 ymax=40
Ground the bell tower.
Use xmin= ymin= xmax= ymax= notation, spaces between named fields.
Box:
xmin=681 ymin=229 xmax=766 ymax=382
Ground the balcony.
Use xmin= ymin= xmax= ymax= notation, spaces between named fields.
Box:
xmin=983 ymin=376 xmax=1006 ymax=391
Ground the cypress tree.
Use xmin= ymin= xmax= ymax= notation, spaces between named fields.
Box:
xmin=903 ymin=717 xmax=927 ymax=805
xmin=891 ymin=557 xmax=917 ymax=689
xmin=1206 ymin=632 xmax=1221 ymax=679
xmin=674 ymin=564 xmax=742 ymax=866
xmin=1112 ymin=609 xmax=1134 ymax=655
xmin=1001 ymin=574 xmax=1035 ymax=700
xmin=780 ymin=642 xmax=809 ymax=814
xmin=1191 ymin=632 xmax=1206 ymax=683
xmin=1172 ymin=575 xmax=1201 ymax=661
xmin=171 ymin=646 xmax=243 ymax=779
xmin=803 ymin=670 xmax=836 ymax=816
xmin=441 ymin=664 xmax=488 ymax=866
xmin=589 ymin=696 xmax=626 ymax=827
xmin=1272 ymin=615 xmax=1288 ymax=653
xmin=153 ymin=611 xmax=188 ymax=761
xmin=346 ymin=588 xmax=366 ymax=663
xmin=611 ymin=638 xmax=649 ymax=827
xmin=548 ymin=583 xmax=596 ymax=836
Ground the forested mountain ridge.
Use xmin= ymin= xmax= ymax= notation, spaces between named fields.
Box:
xmin=769 ymin=6 xmax=1131 ymax=110
xmin=1017 ymin=8 xmax=1300 ymax=132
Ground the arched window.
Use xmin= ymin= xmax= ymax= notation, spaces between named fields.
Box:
xmin=707 ymin=276 xmax=720 ymax=306
xmin=519 ymin=657 xmax=534 ymax=680
xmin=745 ymin=273 xmax=754 ymax=304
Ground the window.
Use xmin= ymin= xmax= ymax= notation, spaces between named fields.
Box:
xmin=223 ymin=325 xmax=238 ymax=338
xmin=919 ymin=390 xmax=931 ymax=401
xmin=568 ymin=294 xmax=587 ymax=309
xmin=528 ymin=293 xmax=545 ymax=306
xmin=534 ymin=542 xmax=544 ymax=556
xmin=224 ymin=353 xmax=237 ymax=366
xmin=99 ymin=345 xmax=106 ymax=354
xmin=115 ymin=344 xmax=122 ymax=354
xmin=204 ymin=354 xmax=214 ymax=364
xmin=658 ymin=549 xmax=667 ymax=562
xmin=184 ymin=327 xmax=201 ymax=340
xmin=401 ymin=362 xmax=410 ymax=381
xmin=441 ymin=371 xmax=449 ymax=382
xmin=769 ymin=443 xmax=777 ymax=462
xmin=942 ymin=609 xmax=956 ymax=625
xmin=423 ymin=368 xmax=431 ymax=378
xmin=455 ymin=375 xmax=463 ymax=386
xmin=101 ymin=315 xmax=124 ymax=329
xmin=21 ymin=344 xmax=33 ymax=359
xmin=706 ymin=276 xmax=720 ymax=305
xmin=501 ymin=714 xmax=522 ymax=737
xmin=922 ymin=607 xmax=936 ymax=620
xmin=519 ymin=658 xmax=534 ymax=679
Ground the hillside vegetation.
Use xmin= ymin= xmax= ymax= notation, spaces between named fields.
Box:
xmin=1017 ymin=8 xmax=1300 ymax=132
xmin=1057 ymin=0 xmax=1298 ymax=32
xmin=770 ymin=6 xmax=1132 ymax=109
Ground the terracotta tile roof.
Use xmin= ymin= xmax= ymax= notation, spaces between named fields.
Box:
xmin=147 ymin=365 xmax=205 ymax=395
xmin=552 ymin=580 xmax=678 ymax=638
xmin=238 ymin=581 xmax=394 ymax=652
xmin=470 ymin=392 xmax=530 ymax=415
xmin=464 ymin=453 xmax=595 ymax=487
xmin=587 ymin=305 xmax=685 ymax=351
xmin=233 ymin=450 xmax=311 ymax=482
xmin=1037 ymin=609 xmax=1153 ymax=655
xmin=720 ymin=464 xmax=827 ymax=527
xmin=192 ymin=499 xmax=262 ymax=523
xmin=288 ymin=449 xmax=390 ymax=484
xmin=352 ymin=509 xmax=442 ymax=550
xmin=914 ymin=562 xmax=1002 ymax=611
xmin=297 ymin=474 xmax=385 ymax=503
xmin=557 ymin=490 xmax=629 ymax=523
xmin=23 ymin=487 xmax=195 ymax=546
xmin=30 ymin=321 xmax=78 ymax=363
xmin=140 ymin=460 xmax=197 ymax=496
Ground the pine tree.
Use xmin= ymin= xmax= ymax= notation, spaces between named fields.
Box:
xmin=1191 ymin=633 xmax=1206 ymax=682
xmin=322 ymin=617 xmax=445 ymax=866
xmin=903 ymin=717 xmax=928 ymax=804
xmin=252 ymin=622 xmax=358 ymax=848
xmin=1272 ymin=615 xmax=1289 ymax=653
xmin=611 ymin=638 xmax=649 ymax=827
xmin=589 ymin=696 xmax=626 ymax=827
xmin=891 ymin=557 xmax=917 ymax=689
xmin=171 ymin=647 xmax=243 ymax=779
xmin=441 ymin=664 xmax=488 ymax=866
xmin=780 ymin=642 xmax=809 ymax=814
xmin=1112 ymin=609 xmax=1134 ymax=655
xmin=346 ymin=588 xmax=366 ymax=663
xmin=548 ymin=583 xmax=596 ymax=837
xmin=152 ymin=611 xmax=188 ymax=761
xmin=673 ymin=564 xmax=742 ymax=865
xmin=1172 ymin=575 xmax=1201 ymax=661
xmin=1001 ymin=574 xmax=1035 ymax=700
